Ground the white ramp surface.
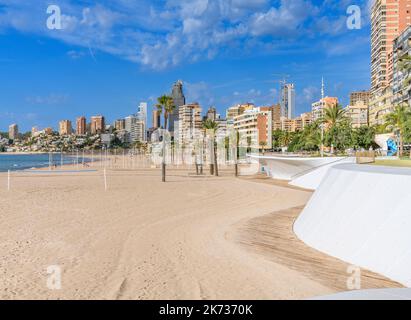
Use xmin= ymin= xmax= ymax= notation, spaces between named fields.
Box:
xmin=294 ymin=164 xmax=411 ymax=287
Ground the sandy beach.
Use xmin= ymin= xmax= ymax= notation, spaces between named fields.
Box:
xmin=0 ymin=163 xmax=401 ymax=300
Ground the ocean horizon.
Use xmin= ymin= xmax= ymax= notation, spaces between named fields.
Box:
xmin=0 ymin=154 xmax=86 ymax=172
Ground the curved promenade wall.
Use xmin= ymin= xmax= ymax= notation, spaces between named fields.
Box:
xmin=294 ymin=164 xmax=411 ymax=287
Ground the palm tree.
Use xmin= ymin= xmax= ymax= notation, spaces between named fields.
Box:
xmin=385 ymin=104 xmax=411 ymax=157
xmin=156 ymin=95 xmax=175 ymax=182
xmin=156 ymin=95 xmax=175 ymax=131
xmin=323 ymin=104 xmax=347 ymax=128
xmin=203 ymin=119 xmax=219 ymax=177
xmin=322 ymin=104 xmax=348 ymax=151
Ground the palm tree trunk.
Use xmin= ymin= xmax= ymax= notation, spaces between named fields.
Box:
xmin=162 ymin=139 xmax=166 ymax=182
xmin=399 ymin=132 xmax=404 ymax=158
xmin=214 ymin=140 xmax=218 ymax=177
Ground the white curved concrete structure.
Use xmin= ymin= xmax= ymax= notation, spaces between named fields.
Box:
xmin=289 ymin=157 xmax=356 ymax=190
xmin=294 ymin=164 xmax=411 ymax=287
xmin=248 ymin=155 xmax=355 ymax=189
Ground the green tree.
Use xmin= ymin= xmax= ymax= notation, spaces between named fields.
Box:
xmin=352 ymin=126 xmax=376 ymax=150
xmin=272 ymin=129 xmax=283 ymax=149
xmin=324 ymin=121 xmax=353 ymax=152
xmin=322 ymin=104 xmax=350 ymax=152
xmin=399 ymin=55 xmax=411 ymax=87
xmin=323 ymin=104 xmax=347 ymax=128
xmin=385 ymin=104 xmax=411 ymax=157
xmin=203 ymin=119 xmax=219 ymax=177
xmin=288 ymin=121 xmax=321 ymax=153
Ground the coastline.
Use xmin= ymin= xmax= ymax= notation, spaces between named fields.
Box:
xmin=0 ymin=153 xmax=94 ymax=173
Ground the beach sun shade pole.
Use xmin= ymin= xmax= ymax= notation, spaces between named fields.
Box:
xmin=104 ymin=168 xmax=107 ymax=191
xmin=162 ymin=134 xmax=166 ymax=183
xmin=7 ymin=170 xmax=10 ymax=191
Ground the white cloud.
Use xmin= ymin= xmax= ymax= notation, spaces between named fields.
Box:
xmin=0 ymin=0 xmax=356 ymax=70
xmin=26 ymin=94 xmax=69 ymax=105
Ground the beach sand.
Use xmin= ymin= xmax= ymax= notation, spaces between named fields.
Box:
xmin=0 ymin=164 xmax=402 ymax=300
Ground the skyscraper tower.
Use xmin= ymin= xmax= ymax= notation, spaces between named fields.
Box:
xmin=169 ymin=80 xmax=186 ymax=133
xmin=371 ymin=0 xmax=411 ymax=94
xmin=281 ymin=83 xmax=296 ymax=119
xmin=76 ymin=116 xmax=87 ymax=136
xmin=137 ymin=102 xmax=148 ymax=141
xmin=152 ymin=109 xmax=161 ymax=129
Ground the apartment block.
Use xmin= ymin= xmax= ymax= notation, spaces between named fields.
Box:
xmin=59 ymin=120 xmax=72 ymax=136
xmin=311 ymin=97 xmax=339 ymax=121
xmin=350 ymin=91 xmax=371 ymax=106
xmin=8 ymin=124 xmax=18 ymax=140
xmin=76 ymin=116 xmax=87 ymax=136
xmin=90 ymin=116 xmax=105 ymax=135
xmin=393 ymin=25 xmax=411 ymax=107
xmin=344 ymin=102 xmax=369 ymax=128
xmin=233 ymin=106 xmax=272 ymax=150
xmin=177 ymin=103 xmax=203 ymax=144
xmin=370 ymin=0 xmax=411 ymax=124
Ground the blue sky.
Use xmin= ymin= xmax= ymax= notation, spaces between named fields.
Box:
xmin=0 ymin=0 xmax=372 ymax=132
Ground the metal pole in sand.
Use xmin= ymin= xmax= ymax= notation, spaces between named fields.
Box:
xmin=104 ymin=168 xmax=107 ymax=191
xmin=7 ymin=170 xmax=10 ymax=191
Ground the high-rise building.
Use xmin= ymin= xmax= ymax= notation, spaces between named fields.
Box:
xmin=206 ymin=107 xmax=217 ymax=121
xmin=281 ymin=83 xmax=296 ymax=119
xmin=272 ymin=104 xmax=281 ymax=124
xmin=369 ymin=86 xmax=394 ymax=125
xmin=8 ymin=124 xmax=18 ymax=140
xmin=137 ymin=102 xmax=148 ymax=141
xmin=393 ymin=25 xmax=411 ymax=107
xmin=370 ymin=0 xmax=411 ymax=125
xmin=59 ymin=120 xmax=72 ymax=136
xmin=125 ymin=115 xmax=145 ymax=143
xmin=226 ymin=103 xmax=254 ymax=126
xmin=177 ymin=103 xmax=202 ymax=145
xmin=344 ymin=102 xmax=369 ymax=128
xmin=169 ymin=80 xmax=186 ymax=133
xmin=233 ymin=106 xmax=273 ymax=150
xmin=76 ymin=116 xmax=87 ymax=136
xmin=152 ymin=109 xmax=161 ymax=129
xmin=44 ymin=127 xmax=53 ymax=135
xmin=273 ymin=112 xmax=313 ymax=132
xmin=31 ymin=126 xmax=39 ymax=137
xmin=371 ymin=0 xmax=411 ymax=93
xmin=114 ymin=119 xmax=126 ymax=131
xmin=90 ymin=116 xmax=105 ymax=135
xmin=311 ymin=97 xmax=339 ymax=121
xmin=350 ymin=91 xmax=371 ymax=106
